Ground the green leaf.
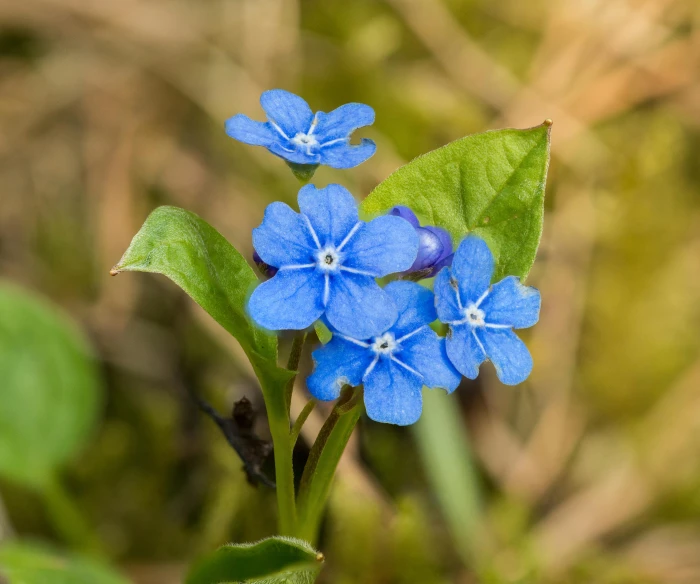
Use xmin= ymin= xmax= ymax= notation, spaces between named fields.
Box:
xmin=0 ymin=541 xmax=128 ymax=584
xmin=111 ymin=206 xmax=293 ymax=392
xmin=0 ymin=283 xmax=101 ymax=488
xmin=361 ymin=122 xmax=552 ymax=280
xmin=186 ymin=537 xmax=324 ymax=584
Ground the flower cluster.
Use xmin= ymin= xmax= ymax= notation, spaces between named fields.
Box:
xmin=230 ymin=90 xmax=540 ymax=425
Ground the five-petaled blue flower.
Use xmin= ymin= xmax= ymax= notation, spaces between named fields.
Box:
xmin=248 ymin=184 xmax=419 ymax=339
xmin=307 ymin=281 xmax=461 ymax=425
xmin=225 ymin=89 xmax=376 ymax=169
xmin=389 ymin=206 xmax=454 ymax=279
xmin=434 ymin=236 xmax=540 ymax=385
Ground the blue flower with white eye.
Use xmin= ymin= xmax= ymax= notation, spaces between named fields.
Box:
xmin=249 ymin=184 xmax=419 ymax=339
xmin=225 ymin=89 xmax=376 ymax=170
xmin=307 ymin=281 xmax=461 ymax=426
xmin=434 ymin=236 xmax=541 ymax=385
xmin=389 ymin=206 xmax=454 ymax=279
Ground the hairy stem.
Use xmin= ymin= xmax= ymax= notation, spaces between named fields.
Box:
xmin=267 ymin=333 xmax=309 ymax=535
xmin=267 ymin=404 xmax=297 ymax=536
xmin=291 ymin=399 xmax=317 ymax=449
xmin=296 ymin=386 xmax=363 ymax=543
xmin=285 ymin=333 xmax=307 ymax=411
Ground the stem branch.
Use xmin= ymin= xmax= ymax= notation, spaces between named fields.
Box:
xmin=291 ymin=399 xmax=317 ymax=449
xmin=296 ymin=386 xmax=363 ymax=543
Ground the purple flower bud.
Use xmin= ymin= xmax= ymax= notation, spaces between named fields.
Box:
xmin=389 ymin=206 xmax=420 ymax=227
xmin=253 ymin=250 xmax=278 ymax=278
xmin=413 ymin=227 xmax=444 ymax=271
xmin=387 ymin=206 xmax=453 ymax=279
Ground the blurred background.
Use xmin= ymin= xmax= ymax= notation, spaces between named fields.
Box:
xmin=1 ymin=0 xmax=700 ymax=582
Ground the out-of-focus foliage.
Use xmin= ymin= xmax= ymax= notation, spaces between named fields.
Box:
xmin=1 ymin=0 xmax=700 ymax=582
xmin=0 ymin=283 xmax=101 ymax=488
xmin=0 ymin=541 xmax=128 ymax=584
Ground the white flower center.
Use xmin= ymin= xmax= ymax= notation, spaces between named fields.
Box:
xmin=463 ymin=304 xmax=485 ymax=327
xmin=291 ymin=132 xmax=319 ymax=149
xmin=371 ymin=332 xmax=397 ymax=355
xmin=316 ymin=246 xmax=341 ymax=272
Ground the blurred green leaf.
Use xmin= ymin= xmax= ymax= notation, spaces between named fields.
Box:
xmin=414 ymin=389 xmax=482 ymax=564
xmin=186 ymin=536 xmax=323 ymax=584
xmin=112 ymin=206 xmax=293 ymax=391
xmin=0 ymin=283 xmax=101 ymax=488
xmin=361 ymin=123 xmax=551 ymax=280
xmin=0 ymin=541 xmax=128 ymax=584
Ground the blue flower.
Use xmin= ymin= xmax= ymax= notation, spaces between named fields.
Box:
xmin=307 ymin=281 xmax=461 ymax=425
xmin=249 ymin=184 xmax=419 ymax=339
xmin=434 ymin=236 xmax=541 ymax=385
xmin=388 ymin=206 xmax=453 ymax=279
xmin=225 ymin=89 xmax=376 ymax=169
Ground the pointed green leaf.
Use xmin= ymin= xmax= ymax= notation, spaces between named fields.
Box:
xmin=0 ymin=542 xmax=128 ymax=584
xmin=361 ymin=122 xmax=552 ymax=280
xmin=112 ymin=206 xmax=293 ymax=391
xmin=0 ymin=283 xmax=101 ymax=489
xmin=186 ymin=537 xmax=323 ymax=584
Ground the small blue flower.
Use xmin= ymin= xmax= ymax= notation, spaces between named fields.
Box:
xmin=307 ymin=281 xmax=461 ymax=426
xmin=225 ymin=89 xmax=376 ymax=169
xmin=434 ymin=236 xmax=541 ymax=385
xmin=249 ymin=184 xmax=419 ymax=339
xmin=389 ymin=206 xmax=453 ymax=279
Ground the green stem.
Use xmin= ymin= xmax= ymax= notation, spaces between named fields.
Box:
xmin=42 ymin=475 xmax=106 ymax=558
xmin=296 ymin=386 xmax=363 ymax=544
xmin=291 ymin=399 xmax=317 ymax=449
xmin=285 ymin=334 xmax=307 ymax=411
xmin=267 ymin=404 xmax=297 ymax=536
xmin=265 ymin=333 xmax=308 ymax=536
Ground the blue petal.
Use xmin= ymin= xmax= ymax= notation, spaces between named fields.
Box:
xmin=260 ymin=89 xmax=313 ymax=138
xmin=307 ymin=336 xmax=373 ymax=401
xmin=266 ymin=141 xmax=320 ymax=165
xmin=476 ymin=328 xmax=533 ymax=385
xmin=318 ymin=139 xmax=377 ymax=169
xmin=363 ymin=358 xmax=423 ymax=426
xmin=399 ymin=327 xmax=461 ymax=392
xmin=313 ymin=103 xmax=375 ymax=143
xmin=384 ymin=281 xmax=436 ymax=338
xmin=434 ymin=267 xmax=463 ymax=323
xmin=452 ymin=236 xmax=494 ymax=304
xmin=342 ymin=215 xmax=419 ymax=277
xmin=225 ymin=114 xmax=277 ymax=146
xmin=248 ymin=268 xmax=324 ymax=331
xmin=389 ymin=206 xmax=420 ymax=227
xmin=298 ymin=184 xmax=359 ymax=248
xmin=326 ymin=272 xmax=397 ymax=338
xmin=253 ymin=202 xmax=317 ymax=267
xmin=429 ymin=252 xmax=454 ymax=278
xmin=480 ymin=276 xmax=541 ymax=329
xmin=445 ymin=324 xmax=486 ymax=379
